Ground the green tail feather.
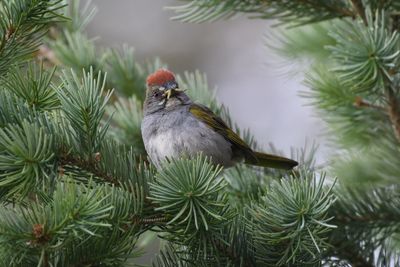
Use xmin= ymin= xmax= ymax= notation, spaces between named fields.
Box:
xmin=245 ymin=151 xmax=298 ymax=170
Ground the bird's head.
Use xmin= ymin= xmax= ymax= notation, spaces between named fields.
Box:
xmin=144 ymin=69 xmax=190 ymax=114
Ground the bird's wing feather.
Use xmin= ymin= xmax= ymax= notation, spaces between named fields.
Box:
xmin=189 ymin=104 xmax=256 ymax=159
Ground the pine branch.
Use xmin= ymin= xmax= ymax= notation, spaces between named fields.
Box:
xmin=246 ymin=174 xmax=336 ymax=266
xmin=63 ymin=0 xmax=98 ymax=32
xmin=326 ymin=185 xmax=400 ymax=266
xmin=0 ymin=180 xmax=117 ymax=265
xmin=328 ymin=9 xmax=399 ymax=94
xmin=328 ymin=242 xmax=375 ymax=267
xmin=1 ymin=62 xmax=59 ymax=111
xmin=50 ymin=31 xmax=99 ymax=74
xmin=0 ymin=167 xmax=154 ymax=265
xmin=5 ymin=0 xmax=400 ymax=265
xmin=57 ymin=139 xmax=159 ymax=212
xmin=213 ymin=237 xmax=255 ymax=267
xmin=0 ymin=90 xmax=41 ymax=127
xmin=267 ymin=21 xmax=337 ymax=63
xmin=149 ymin=156 xmax=228 ymax=232
xmin=153 ymin=244 xmax=187 ymax=267
xmin=332 ymin=185 xmax=400 ymax=229
xmin=57 ymin=137 xmax=165 ymax=229
xmin=0 ymin=120 xmax=56 ymax=200
xmin=103 ymin=45 xmax=147 ymax=99
xmin=168 ymin=0 xmax=354 ymax=25
xmin=0 ymin=0 xmax=65 ymax=74
xmin=105 ymin=96 xmax=146 ymax=153
xmin=57 ymin=68 xmax=113 ymax=161
xmin=294 ymin=0 xmax=354 ymax=18
xmin=58 ymin=151 xmax=118 ymax=185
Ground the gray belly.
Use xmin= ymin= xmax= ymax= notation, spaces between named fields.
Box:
xmin=142 ymin=110 xmax=234 ymax=168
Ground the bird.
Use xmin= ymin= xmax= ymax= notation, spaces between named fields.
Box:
xmin=141 ymin=69 xmax=298 ymax=170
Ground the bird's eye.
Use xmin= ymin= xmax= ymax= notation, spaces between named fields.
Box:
xmin=153 ymin=91 xmax=161 ymax=97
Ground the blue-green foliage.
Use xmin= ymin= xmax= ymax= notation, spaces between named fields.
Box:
xmin=2 ymin=0 xmax=397 ymax=266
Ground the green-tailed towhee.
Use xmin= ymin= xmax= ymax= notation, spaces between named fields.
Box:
xmin=141 ymin=69 xmax=298 ymax=170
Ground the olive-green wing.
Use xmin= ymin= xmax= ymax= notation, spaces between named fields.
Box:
xmin=189 ymin=104 xmax=256 ymax=159
xmin=189 ymin=104 xmax=298 ymax=169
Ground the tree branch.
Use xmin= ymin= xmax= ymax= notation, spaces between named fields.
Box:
xmin=261 ymin=0 xmax=355 ymax=18
xmin=350 ymin=0 xmax=367 ymax=25
xmin=392 ymin=13 xmax=400 ymax=31
xmin=132 ymin=214 xmax=168 ymax=226
xmin=354 ymin=96 xmax=385 ymax=110
xmin=59 ymin=153 xmax=119 ymax=184
xmin=328 ymin=242 xmax=375 ymax=267
xmin=316 ymin=0 xmax=354 ymax=18
xmin=386 ymin=89 xmax=400 ymax=142
xmin=334 ymin=211 xmax=399 ymax=225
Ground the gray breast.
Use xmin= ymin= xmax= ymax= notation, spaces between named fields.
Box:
xmin=141 ymin=105 xmax=234 ymax=168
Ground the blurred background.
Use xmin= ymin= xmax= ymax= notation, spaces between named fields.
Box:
xmin=84 ymin=0 xmax=329 ymax=263
xmin=87 ymin=0 xmax=325 ymax=157
xmin=86 ymin=0 xmax=327 ymax=159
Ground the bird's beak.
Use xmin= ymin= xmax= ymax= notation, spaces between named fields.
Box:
xmin=164 ymin=88 xmax=184 ymax=99
xmin=162 ymin=81 xmax=185 ymax=99
xmin=165 ymin=89 xmax=173 ymax=99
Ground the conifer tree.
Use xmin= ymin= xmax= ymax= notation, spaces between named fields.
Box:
xmin=0 ymin=0 xmax=399 ymax=266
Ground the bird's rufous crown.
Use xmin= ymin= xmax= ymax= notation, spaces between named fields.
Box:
xmin=146 ymin=69 xmax=176 ymax=86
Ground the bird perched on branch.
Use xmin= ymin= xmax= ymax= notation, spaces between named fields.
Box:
xmin=141 ymin=69 xmax=298 ymax=170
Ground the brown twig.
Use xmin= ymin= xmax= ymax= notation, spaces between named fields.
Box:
xmin=353 ymin=96 xmax=385 ymax=110
xmin=35 ymin=44 xmax=60 ymax=66
xmin=42 ymin=250 xmax=49 ymax=267
xmin=386 ymin=89 xmax=400 ymax=142
xmin=132 ymin=214 xmax=168 ymax=226
xmin=5 ymin=26 xmax=15 ymax=40
xmin=334 ymin=212 xmax=398 ymax=225
xmin=275 ymin=0 xmax=355 ymax=18
xmin=350 ymin=0 xmax=367 ymax=25
xmin=318 ymin=1 xmax=354 ymax=18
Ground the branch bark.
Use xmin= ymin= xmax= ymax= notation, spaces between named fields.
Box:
xmin=350 ymin=0 xmax=367 ymax=25
xmin=353 ymin=96 xmax=385 ymax=110
xmin=296 ymin=0 xmax=354 ymax=18
xmin=386 ymin=89 xmax=400 ymax=142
